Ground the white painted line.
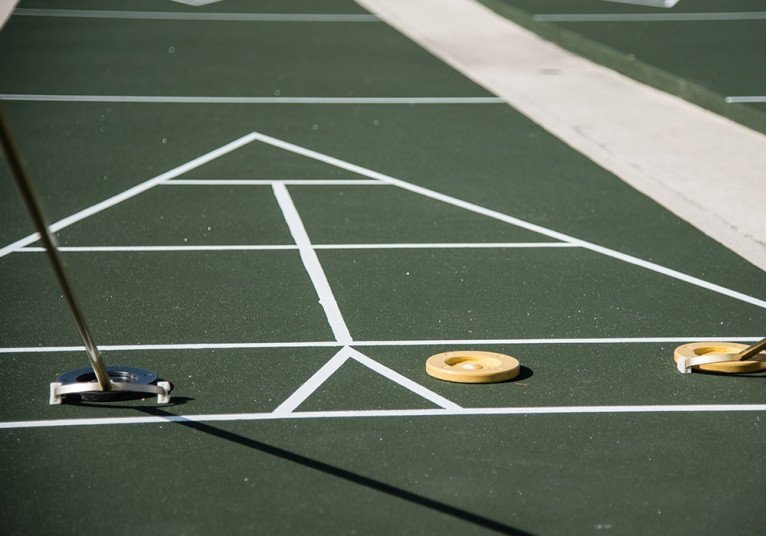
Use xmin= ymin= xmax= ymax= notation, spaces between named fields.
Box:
xmin=347 ymin=347 xmax=461 ymax=410
xmin=603 ymin=0 xmax=679 ymax=7
xmin=165 ymin=179 xmax=384 ymax=185
xmin=726 ymin=96 xmax=766 ymax=104
xmin=0 ymin=132 xmax=259 ymax=259
xmin=351 ymin=336 xmax=765 ymax=346
xmin=272 ymin=183 xmax=353 ymax=344
xmin=0 ymin=94 xmax=504 ymax=105
xmin=171 ymin=0 xmax=222 ymax=6
xmin=11 ymin=9 xmax=381 ymax=22
xmin=313 ymin=242 xmax=577 ymax=250
xmin=263 ymin=345 xmax=459 ymax=414
xmin=15 ymin=242 xmax=575 ymax=253
xmin=249 ymin=131 xmax=766 ymax=309
xmin=3 ymin=404 xmax=766 ymax=429
xmin=0 ymin=341 xmax=341 ymax=354
xmin=534 ymin=12 xmax=766 ymax=22
xmin=17 ymin=245 xmax=298 ymax=253
xmin=272 ymin=346 xmax=350 ymax=415
xmin=5 ymin=336 xmax=761 ymax=354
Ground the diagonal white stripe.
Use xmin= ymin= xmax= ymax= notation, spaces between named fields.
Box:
xmin=272 ymin=183 xmax=353 ymax=343
xmin=272 ymin=346 xmax=351 ymax=415
xmin=347 ymin=347 xmax=461 ymax=410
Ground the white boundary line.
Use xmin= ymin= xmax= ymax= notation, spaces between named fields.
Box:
xmin=0 ymin=94 xmax=504 ymax=105
xmin=314 ymin=242 xmax=575 ymax=250
xmin=11 ymin=9 xmax=381 ymax=22
xmin=533 ymin=12 xmax=766 ymax=23
xmin=16 ymin=245 xmax=298 ymax=252
xmin=1 ymin=337 xmax=761 ymax=354
xmin=249 ymin=131 xmax=766 ymax=309
xmin=352 ymin=336 xmax=765 ymax=346
xmin=0 ymin=342 xmax=339 ymax=354
xmin=0 ymin=132 xmax=260 ymax=259
xmin=273 ymin=183 xmax=352 ymax=344
xmin=165 ymin=179 xmax=385 ymax=185
xmin=3 ymin=404 xmax=766 ymax=430
xmin=15 ymin=242 xmax=576 ymax=253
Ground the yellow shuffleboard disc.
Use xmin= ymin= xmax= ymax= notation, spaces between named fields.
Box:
xmin=426 ymin=351 xmax=520 ymax=383
xmin=674 ymin=342 xmax=766 ymax=374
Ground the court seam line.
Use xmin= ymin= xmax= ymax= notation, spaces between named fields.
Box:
xmin=1 ymin=336 xmax=761 ymax=354
xmin=0 ymin=132 xmax=260 ymax=259
xmin=4 ymin=404 xmax=766 ymax=430
xmin=15 ymin=242 xmax=577 ymax=253
xmin=248 ymin=131 xmax=766 ymax=309
xmin=0 ymin=94 xmax=504 ymax=105
xmin=272 ymin=182 xmax=352 ymax=344
xmin=11 ymin=9 xmax=382 ymax=22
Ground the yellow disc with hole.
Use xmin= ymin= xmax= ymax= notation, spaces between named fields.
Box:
xmin=426 ymin=351 xmax=520 ymax=383
xmin=674 ymin=342 xmax=766 ymax=374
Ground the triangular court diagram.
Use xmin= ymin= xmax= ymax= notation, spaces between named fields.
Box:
xmin=2 ymin=130 xmax=764 ymax=419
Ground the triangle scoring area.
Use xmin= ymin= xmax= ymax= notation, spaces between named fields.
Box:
xmin=272 ymin=347 xmax=459 ymax=414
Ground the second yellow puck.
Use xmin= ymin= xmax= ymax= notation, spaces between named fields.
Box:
xmin=674 ymin=342 xmax=766 ymax=374
xmin=426 ymin=350 xmax=520 ymax=383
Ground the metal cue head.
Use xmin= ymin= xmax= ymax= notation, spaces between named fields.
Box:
xmin=0 ymin=105 xmax=172 ymax=405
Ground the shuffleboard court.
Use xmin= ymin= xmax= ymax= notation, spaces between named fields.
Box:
xmin=0 ymin=1 xmax=764 ymax=534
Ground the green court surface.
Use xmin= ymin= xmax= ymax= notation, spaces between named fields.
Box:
xmin=480 ymin=0 xmax=766 ymax=133
xmin=1 ymin=1 xmax=765 ymax=535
